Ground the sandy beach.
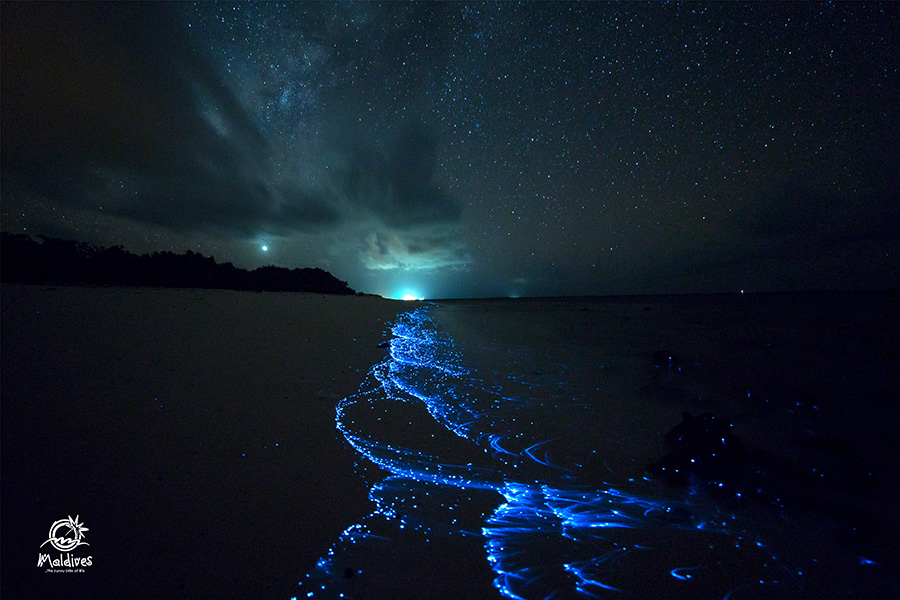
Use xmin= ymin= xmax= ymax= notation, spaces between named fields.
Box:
xmin=1 ymin=284 xmax=410 ymax=599
xmin=4 ymin=2 xmax=898 ymax=598
xmin=3 ymin=286 xmax=899 ymax=599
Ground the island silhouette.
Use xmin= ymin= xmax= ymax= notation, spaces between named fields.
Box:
xmin=1 ymin=233 xmax=357 ymax=295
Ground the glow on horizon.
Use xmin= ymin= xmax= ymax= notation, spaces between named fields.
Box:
xmin=398 ymin=290 xmax=425 ymax=301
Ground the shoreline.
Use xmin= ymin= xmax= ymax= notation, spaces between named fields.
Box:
xmin=4 ymin=285 xmax=899 ymax=598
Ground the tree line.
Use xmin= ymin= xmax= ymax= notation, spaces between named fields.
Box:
xmin=0 ymin=233 xmax=357 ymax=295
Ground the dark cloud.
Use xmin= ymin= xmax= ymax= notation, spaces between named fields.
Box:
xmin=96 ymin=175 xmax=338 ymax=237
xmin=318 ymin=122 xmax=467 ymax=273
xmin=335 ymin=124 xmax=462 ymax=228
xmin=0 ymin=2 xmax=336 ymax=237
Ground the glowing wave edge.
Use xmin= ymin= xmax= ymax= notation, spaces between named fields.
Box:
xmin=294 ymin=307 xmax=869 ymax=600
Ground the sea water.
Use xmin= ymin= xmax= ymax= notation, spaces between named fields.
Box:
xmin=297 ymin=293 xmax=899 ymax=599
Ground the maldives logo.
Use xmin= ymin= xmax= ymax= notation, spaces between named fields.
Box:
xmin=38 ymin=515 xmax=92 ymax=572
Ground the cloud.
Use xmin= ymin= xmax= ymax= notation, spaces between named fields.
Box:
xmin=334 ymin=124 xmax=462 ymax=228
xmin=0 ymin=3 xmax=336 ymax=238
xmin=91 ymin=170 xmax=339 ymax=237
xmin=1 ymin=3 xmax=470 ymax=279
xmin=361 ymin=227 xmax=470 ymax=271
xmin=328 ymin=122 xmax=470 ymax=273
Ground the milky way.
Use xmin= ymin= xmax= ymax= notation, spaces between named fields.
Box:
xmin=2 ymin=2 xmax=898 ymax=297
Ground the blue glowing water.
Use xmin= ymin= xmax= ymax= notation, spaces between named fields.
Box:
xmin=297 ymin=298 xmax=899 ymax=599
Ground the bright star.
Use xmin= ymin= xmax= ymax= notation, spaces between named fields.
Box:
xmin=261 ymin=245 xmax=268 ymax=252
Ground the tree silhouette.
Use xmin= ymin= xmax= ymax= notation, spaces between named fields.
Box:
xmin=1 ymin=233 xmax=357 ymax=295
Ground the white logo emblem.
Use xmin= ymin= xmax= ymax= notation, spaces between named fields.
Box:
xmin=40 ymin=515 xmax=90 ymax=552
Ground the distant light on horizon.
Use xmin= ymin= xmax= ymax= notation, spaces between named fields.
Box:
xmin=399 ymin=291 xmax=425 ymax=301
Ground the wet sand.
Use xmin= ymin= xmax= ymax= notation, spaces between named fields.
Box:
xmin=430 ymin=292 xmax=900 ymax=592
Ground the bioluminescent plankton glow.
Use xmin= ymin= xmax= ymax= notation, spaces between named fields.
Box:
xmin=292 ymin=305 xmax=900 ymax=599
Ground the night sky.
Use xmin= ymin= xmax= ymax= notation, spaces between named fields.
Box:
xmin=2 ymin=2 xmax=898 ymax=299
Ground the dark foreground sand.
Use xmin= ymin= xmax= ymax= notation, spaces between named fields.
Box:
xmin=1 ymin=285 xmax=409 ymax=600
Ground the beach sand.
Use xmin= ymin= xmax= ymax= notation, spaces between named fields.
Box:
xmin=3 ymin=286 xmax=899 ymax=599
xmin=1 ymin=284 xmax=410 ymax=600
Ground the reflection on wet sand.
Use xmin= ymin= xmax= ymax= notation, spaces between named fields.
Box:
xmin=300 ymin=298 xmax=898 ymax=599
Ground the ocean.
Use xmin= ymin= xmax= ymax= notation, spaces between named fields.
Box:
xmin=299 ymin=292 xmax=899 ymax=599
